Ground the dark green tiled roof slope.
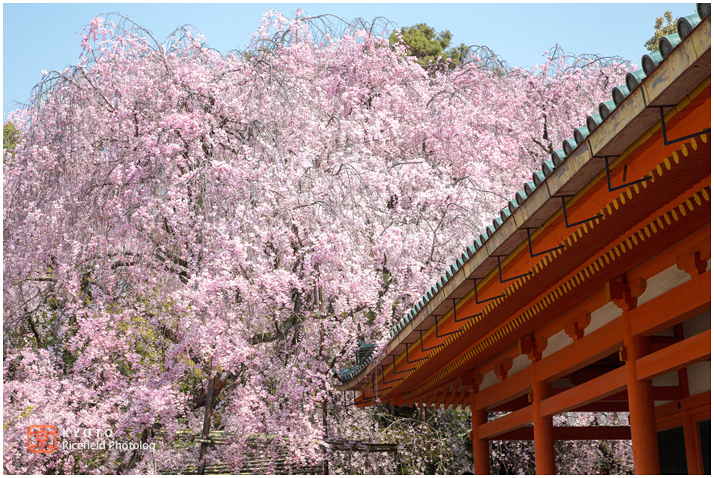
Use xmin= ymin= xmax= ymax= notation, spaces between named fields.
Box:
xmin=334 ymin=339 xmax=376 ymax=383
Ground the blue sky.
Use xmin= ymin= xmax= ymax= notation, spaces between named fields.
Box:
xmin=3 ymin=2 xmax=697 ymax=117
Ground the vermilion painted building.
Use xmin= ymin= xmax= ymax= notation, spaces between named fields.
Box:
xmin=336 ymin=6 xmax=711 ymax=474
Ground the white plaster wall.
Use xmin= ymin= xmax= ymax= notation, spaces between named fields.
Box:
xmin=585 ymin=300 xmax=623 ymax=334
xmin=687 ymin=361 xmax=711 ymax=396
xmin=653 ymin=371 xmax=679 ymax=387
xmin=480 ymin=370 xmax=498 ymax=390
xmin=540 ymin=330 xmax=571 ymax=359
xmin=509 ymin=353 xmax=531 ymax=376
xmin=637 ymin=264 xmax=691 ymax=307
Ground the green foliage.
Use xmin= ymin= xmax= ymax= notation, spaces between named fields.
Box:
xmin=3 ymin=121 xmax=20 ymax=162
xmin=389 ymin=23 xmax=469 ymax=68
xmin=644 ymin=11 xmax=678 ymax=52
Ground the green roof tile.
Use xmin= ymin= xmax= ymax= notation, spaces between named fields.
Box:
xmin=659 ymin=32 xmax=682 ymax=58
xmin=612 ymin=84 xmax=629 ymax=106
xmin=532 ymin=170 xmax=546 ymax=187
xmin=678 ymin=13 xmax=701 ymax=39
xmin=625 ymin=70 xmax=647 ymax=93
xmin=523 ymin=181 xmax=536 ymax=196
xmin=642 ymin=51 xmax=662 ymax=75
xmin=562 ymin=137 xmax=577 ymax=156
xmin=551 ymin=149 xmax=566 ymax=166
xmin=574 ymin=126 xmax=589 ymax=145
xmin=697 ymin=3 xmax=710 ymax=20
xmin=586 ymin=114 xmax=602 ymax=133
xmin=599 ymin=100 xmax=616 ymax=120
xmin=493 ymin=216 xmax=503 ymax=230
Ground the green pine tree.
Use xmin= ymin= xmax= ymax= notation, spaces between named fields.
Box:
xmin=389 ymin=23 xmax=468 ymax=69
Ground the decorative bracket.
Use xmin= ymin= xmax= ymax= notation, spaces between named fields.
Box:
xmin=419 ymin=329 xmax=444 ymax=353
xmin=452 ymin=298 xmax=479 ymax=323
xmin=676 ymin=239 xmax=710 ymax=277
xmin=564 ymin=311 xmax=591 ymax=342
xmin=656 ymin=106 xmax=711 ymax=146
xmin=362 ymin=376 xmax=393 ymax=399
xmin=603 ymin=156 xmax=652 ymax=192
xmin=606 ymin=277 xmax=647 ymax=311
xmin=461 ymin=371 xmax=484 ymax=392
xmin=518 ymin=335 xmax=548 ymax=362
xmin=556 ymin=196 xmax=603 ymax=228
xmin=494 ymin=358 xmax=513 ymax=382
xmin=380 ymin=366 xmax=402 ymax=385
xmin=525 ymin=228 xmax=564 ymax=258
xmin=390 ymin=355 xmax=414 ymax=375
xmin=497 ymin=255 xmax=532 ymax=283
xmin=472 ymin=279 xmax=503 ymax=304
xmin=405 ymin=343 xmax=428 ymax=364
xmin=433 ymin=314 xmax=459 ymax=339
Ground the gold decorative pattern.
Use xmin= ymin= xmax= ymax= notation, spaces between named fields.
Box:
xmin=362 ymin=132 xmax=709 ymax=403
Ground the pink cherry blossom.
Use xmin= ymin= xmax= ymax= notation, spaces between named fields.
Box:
xmin=4 ymin=13 xmax=633 ymax=474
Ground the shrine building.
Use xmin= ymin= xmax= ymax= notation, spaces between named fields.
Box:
xmin=336 ymin=5 xmax=711 ymax=475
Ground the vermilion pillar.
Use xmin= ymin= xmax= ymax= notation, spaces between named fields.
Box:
xmin=622 ymin=310 xmax=660 ymax=474
xmin=682 ymin=411 xmax=704 ymax=475
xmin=531 ymin=363 xmax=556 ymax=475
xmin=469 ymin=373 xmax=489 ymax=475
xmin=471 ymin=407 xmax=490 ymax=475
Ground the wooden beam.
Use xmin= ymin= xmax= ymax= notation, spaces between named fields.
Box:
xmin=600 ymin=386 xmax=684 ymax=402
xmin=536 ymin=317 xmax=624 ymax=383
xmin=630 ymin=270 xmax=710 ymax=336
xmin=471 ymin=367 xmax=531 ymax=411
xmin=492 ymin=395 xmax=532 ymax=412
xmin=492 ymin=426 xmax=632 ymax=441
xmin=492 ymin=386 xmax=680 ymax=411
xmin=540 ymin=367 xmax=627 ymax=417
xmin=656 ymin=391 xmax=711 ymax=420
xmin=572 ymin=402 xmax=630 ymax=413
xmin=637 ymin=329 xmax=711 ymax=381
xmin=478 ymin=406 xmax=533 ymax=440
